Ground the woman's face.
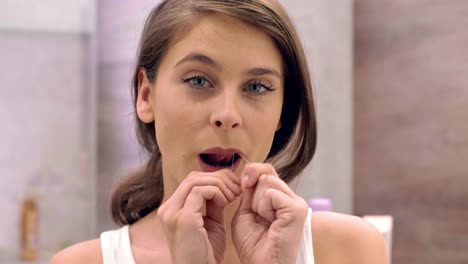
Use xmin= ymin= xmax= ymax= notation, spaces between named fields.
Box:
xmin=138 ymin=14 xmax=284 ymax=189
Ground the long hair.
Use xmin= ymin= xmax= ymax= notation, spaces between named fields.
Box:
xmin=111 ymin=0 xmax=317 ymax=226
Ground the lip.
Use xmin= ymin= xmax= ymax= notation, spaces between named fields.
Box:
xmin=198 ymin=147 xmax=245 ymax=173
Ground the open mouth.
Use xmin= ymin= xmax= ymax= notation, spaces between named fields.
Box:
xmin=200 ymin=153 xmax=241 ymax=167
xmin=198 ymin=148 xmax=244 ymax=172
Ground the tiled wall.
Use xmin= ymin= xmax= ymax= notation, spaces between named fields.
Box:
xmin=0 ymin=0 xmax=95 ymax=33
xmin=96 ymin=0 xmax=159 ymax=233
xmin=0 ymin=1 xmax=96 ymax=260
xmin=354 ymin=1 xmax=468 ymax=263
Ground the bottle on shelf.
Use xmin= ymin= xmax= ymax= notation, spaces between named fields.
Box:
xmin=19 ymin=197 xmax=38 ymax=261
xmin=308 ymin=197 xmax=333 ymax=212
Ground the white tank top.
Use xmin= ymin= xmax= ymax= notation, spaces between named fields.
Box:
xmin=100 ymin=208 xmax=314 ymax=264
xmin=100 ymin=225 xmax=135 ymax=264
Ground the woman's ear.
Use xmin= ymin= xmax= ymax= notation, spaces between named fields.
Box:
xmin=136 ymin=68 xmax=155 ymax=123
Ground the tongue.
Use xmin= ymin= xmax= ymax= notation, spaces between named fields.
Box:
xmin=205 ymin=154 xmax=234 ymax=166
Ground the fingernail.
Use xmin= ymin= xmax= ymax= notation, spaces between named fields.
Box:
xmin=241 ymin=174 xmax=250 ymax=189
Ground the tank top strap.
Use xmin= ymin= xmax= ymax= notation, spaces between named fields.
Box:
xmin=100 ymin=225 xmax=136 ymax=264
xmin=296 ymin=207 xmax=315 ymax=264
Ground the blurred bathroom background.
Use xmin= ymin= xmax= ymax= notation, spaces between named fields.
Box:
xmin=0 ymin=0 xmax=467 ymax=263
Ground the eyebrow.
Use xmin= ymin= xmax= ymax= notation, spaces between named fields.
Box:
xmin=174 ymin=52 xmax=282 ymax=78
xmin=246 ymin=67 xmax=282 ymax=79
xmin=174 ymin=52 xmax=222 ymax=69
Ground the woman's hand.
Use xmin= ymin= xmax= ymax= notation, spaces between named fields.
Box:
xmin=232 ymin=163 xmax=309 ymax=264
xmin=157 ymin=169 xmax=241 ymax=264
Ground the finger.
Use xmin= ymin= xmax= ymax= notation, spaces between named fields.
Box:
xmin=218 ymin=168 xmax=241 ymax=185
xmin=217 ymin=169 xmax=242 ymax=196
xmin=251 ymin=174 xmax=296 ymax=215
xmin=235 ymin=183 xmax=254 ymax=216
xmin=265 ymin=188 xmax=308 ymax=224
xmin=205 ymin=199 xmax=225 ymax=225
xmin=265 ymin=188 xmax=293 ymax=213
xmin=204 ymin=203 xmax=227 ymax=264
xmin=182 ymin=186 xmax=228 ymax=216
xmin=169 ymin=171 xmax=238 ymax=209
xmin=258 ymin=173 xmax=297 ymax=198
xmin=252 ymin=177 xmax=307 ymax=223
xmin=257 ymin=189 xmax=276 ymax=222
xmin=241 ymin=163 xmax=278 ymax=189
xmin=251 ymin=174 xmax=273 ymax=214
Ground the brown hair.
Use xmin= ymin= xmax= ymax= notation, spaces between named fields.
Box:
xmin=111 ymin=0 xmax=317 ymax=226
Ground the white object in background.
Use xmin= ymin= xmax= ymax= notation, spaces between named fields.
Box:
xmin=363 ymin=215 xmax=393 ymax=263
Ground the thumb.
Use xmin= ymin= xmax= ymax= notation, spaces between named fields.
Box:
xmin=235 ymin=178 xmax=254 ymax=216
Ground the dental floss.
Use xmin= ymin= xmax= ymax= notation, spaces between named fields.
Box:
xmin=231 ymin=153 xmax=250 ymax=170
xmin=238 ymin=153 xmax=250 ymax=164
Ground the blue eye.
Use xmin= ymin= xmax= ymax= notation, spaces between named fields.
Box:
xmin=182 ymin=74 xmax=211 ymax=88
xmin=190 ymin=77 xmax=207 ymax=87
xmin=247 ymin=83 xmax=264 ymax=93
xmin=245 ymin=81 xmax=274 ymax=95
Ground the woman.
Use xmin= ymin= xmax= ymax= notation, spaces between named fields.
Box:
xmin=51 ymin=0 xmax=388 ymax=263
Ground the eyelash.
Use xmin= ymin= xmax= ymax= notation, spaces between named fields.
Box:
xmin=246 ymin=80 xmax=275 ymax=95
xmin=182 ymin=74 xmax=213 ymax=89
xmin=181 ymin=74 xmax=275 ymax=96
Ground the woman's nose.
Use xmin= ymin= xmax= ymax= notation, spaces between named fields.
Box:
xmin=210 ymin=94 xmax=242 ymax=130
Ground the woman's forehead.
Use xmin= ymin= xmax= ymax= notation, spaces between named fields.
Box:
xmin=162 ymin=14 xmax=284 ymax=75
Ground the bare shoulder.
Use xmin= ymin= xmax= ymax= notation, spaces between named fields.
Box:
xmin=49 ymin=239 xmax=102 ymax=264
xmin=311 ymin=211 xmax=389 ymax=264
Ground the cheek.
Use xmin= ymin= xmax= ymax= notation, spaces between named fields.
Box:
xmin=247 ymin=103 xmax=282 ymax=161
xmin=153 ymin=85 xmax=181 ymax=149
xmin=153 ymin=85 xmax=203 ymax=150
xmin=248 ymin=121 xmax=277 ymax=162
